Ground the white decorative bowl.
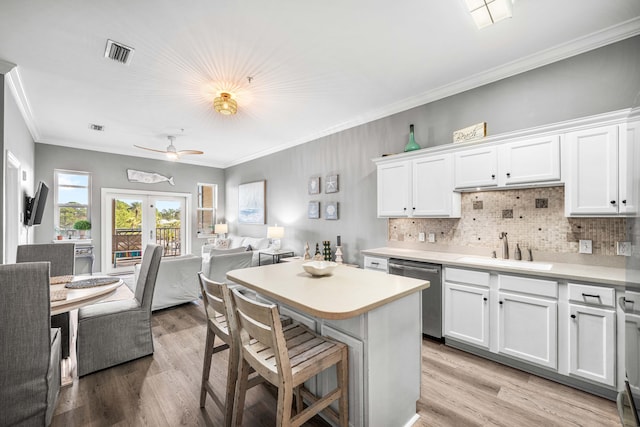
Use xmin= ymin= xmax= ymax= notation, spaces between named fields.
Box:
xmin=302 ymin=261 xmax=337 ymax=277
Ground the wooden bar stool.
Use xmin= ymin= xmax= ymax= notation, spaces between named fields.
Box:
xmin=231 ymin=288 xmax=349 ymax=427
xmin=197 ymin=273 xmax=264 ymax=427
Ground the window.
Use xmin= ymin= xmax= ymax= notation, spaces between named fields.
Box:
xmin=54 ymin=170 xmax=91 ymax=238
xmin=196 ymin=183 xmax=217 ymax=237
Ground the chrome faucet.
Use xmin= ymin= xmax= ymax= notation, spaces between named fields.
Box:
xmin=499 ymin=232 xmax=509 ymax=259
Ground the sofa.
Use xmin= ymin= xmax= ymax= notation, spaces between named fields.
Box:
xmin=200 ymin=247 xmax=253 ymax=284
xmin=133 ymin=253 xmax=202 ymax=311
xmin=201 ymin=234 xmax=270 ymax=267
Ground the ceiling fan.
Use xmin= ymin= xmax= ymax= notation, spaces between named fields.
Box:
xmin=134 ymin=135 xmax=203 ymax=161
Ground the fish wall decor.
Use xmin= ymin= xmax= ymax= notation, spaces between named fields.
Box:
xmin=127 ymin=169 xmax=175 ymax=185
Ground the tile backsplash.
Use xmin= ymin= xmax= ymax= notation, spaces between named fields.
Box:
xmin=389 ymin=186 xmax=627 ymax=257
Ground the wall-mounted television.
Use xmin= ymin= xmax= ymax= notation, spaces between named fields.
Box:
xmin=24 ymin=181 xmax=49 ymax=226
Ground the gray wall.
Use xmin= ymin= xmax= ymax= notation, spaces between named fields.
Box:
xmin=34 ymin=144 xmax=225 ymax=271
xmin=2 ymin=72 xmax=36 ymax=262
xmin=226 ymin=36 xmax=640 ymax=266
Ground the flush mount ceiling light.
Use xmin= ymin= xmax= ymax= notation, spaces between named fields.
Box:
xmin=213 ymin=92 xmax=238 ymax=115
xmin=465 ymin=0 xmax=513 ymax=29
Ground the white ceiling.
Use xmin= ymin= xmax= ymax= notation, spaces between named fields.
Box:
xmin=1 ymin=1 xmax=639 ymax=168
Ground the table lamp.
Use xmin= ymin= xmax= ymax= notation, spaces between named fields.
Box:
xmin=267 ymin=225 xmax=284 ymax=251
xmin=214 ymin=223 xmax=228 ymax=238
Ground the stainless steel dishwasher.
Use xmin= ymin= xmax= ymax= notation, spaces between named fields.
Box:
xmin=388 ymin=258 xmax=442 ymax=339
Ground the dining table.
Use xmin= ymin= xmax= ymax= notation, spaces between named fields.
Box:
xmin=50 ymin=275 xmax=123 ymax=316
xmin=49 ymin=274 xmax=124 ymax=385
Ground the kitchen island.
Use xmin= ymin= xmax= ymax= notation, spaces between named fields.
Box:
xmin=228 ymin=261 xmax=429 ymax=427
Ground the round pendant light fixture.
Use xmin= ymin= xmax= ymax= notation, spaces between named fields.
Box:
xmin=213 ymin=92 xmax=237 ymax=115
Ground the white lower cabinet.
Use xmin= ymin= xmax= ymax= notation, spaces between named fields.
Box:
xmin=626 ymin=311 xmax=640 ymax=392
xmin=444 ymin=267 xmax=619 ymax=392
xmin=568 ymin=303 xmax=616 ymax=386
xmin=318 ymin=324 xmax=364 ymax=427
xmin=444 ymin=268 xmax=490 ymax=349
xmin=498 ymin=292 xmax=557 ymax=369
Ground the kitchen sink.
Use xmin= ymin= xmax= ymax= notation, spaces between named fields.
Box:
xmin=456 ymin=256 xmax=553 ymax=271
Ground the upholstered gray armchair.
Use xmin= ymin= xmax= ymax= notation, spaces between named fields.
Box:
xmin=16 ymin=243 xmax=75 ymax=359
xmin=76 ymin=244 xmax=163 ymax=377
xmin=0 ymin=262 xmax=61 ymax=426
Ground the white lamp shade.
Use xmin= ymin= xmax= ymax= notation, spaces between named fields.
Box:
xmin=267 ymin=226 xmax=284 ymax=239
xmin=214 ymin=223 xmax=228 ymax=234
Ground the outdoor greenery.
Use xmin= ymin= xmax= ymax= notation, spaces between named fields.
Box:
xmin=59 ymin=202 xmax=87 ymax=230
xmin=114 ymin=199 xmax=181 ymax=230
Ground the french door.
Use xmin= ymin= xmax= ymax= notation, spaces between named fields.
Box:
xmin=102 ymin=189 xmax=191 ymax=274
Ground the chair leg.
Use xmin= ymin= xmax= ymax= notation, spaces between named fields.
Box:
xmin=232 ymin=359 xmax=250 ymax=427
xmin=338 ymin=347 xmax=349 ymax=427
xmin=276 ymin=384 xmax=294 ymax=427
xmin=200 ymin=326 xmax=215 ymax=408
xmin=224 ymin=342 xmax=239 ymax=427
xmin=295 ymin=386 xmax=303 ymax=415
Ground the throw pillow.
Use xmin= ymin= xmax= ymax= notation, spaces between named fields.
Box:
xmin=245 ymin=244 xmax=253 ymax=251
xmin=214 ymin=238 xmax=230 ymax=249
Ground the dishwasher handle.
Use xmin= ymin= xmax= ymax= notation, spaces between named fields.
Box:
xmin=388 ymin=263 xmax=440 ymax=275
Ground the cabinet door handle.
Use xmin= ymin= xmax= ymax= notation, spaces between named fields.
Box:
xmin=371 ymin=262 xmax=379 ymax=265
xmin=403 ymin=207 xmax=407 ymax=211
xmin=506 ymin=172 xmax=511 ymax=178
xmin=570 ymin=314 xmax=576 ymax=319
xmin=623 ymin=200 xmax=627 ymax=204
xmin=610 ymin=200 xmax=616 ymax=205
xmin=491 ymin=174 xmax=496 ymax=179
xmin=412 ymin=207 xmax=416 ymax=210
xmin=499 ymin=300 xmax=503 ymax=305
xmin=582 ymin=293 xmax=601 ymax=299
xmin=483 ymin=297 xmax=488 ymax=301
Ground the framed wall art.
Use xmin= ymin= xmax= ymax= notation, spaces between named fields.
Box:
xmin=325 ymin=174 xmax=339 ymax=193
xmin=308 ymin=201 xmax=320 ymax=219
xmin=308 ymin=176 xmax=320 ymax=195
xmin=325 ymin=202 xmax=338 ymax=220
xmin=238 ymin=180 xmax=266 ymax=224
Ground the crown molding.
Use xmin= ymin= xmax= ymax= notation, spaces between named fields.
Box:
xmin=227 ymin=17 xmax=640 ymax=168
xmin=4 ymin=67 xmax=41 ymax=142
xmin=0 ymin=59 xmax=16 ymax=74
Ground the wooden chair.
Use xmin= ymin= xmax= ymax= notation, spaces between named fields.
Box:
xmin=231 ymin=288 xmax=349 ymax=427
xmin=197 ymin=273 xmax=265 ymax=427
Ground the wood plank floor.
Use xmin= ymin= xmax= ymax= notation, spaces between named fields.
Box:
xmin=52 ymin=301 xmax=620 ymax=426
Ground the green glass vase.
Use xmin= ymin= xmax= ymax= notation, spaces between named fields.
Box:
xmin=404 ymin=124 xmax=421 ymax=152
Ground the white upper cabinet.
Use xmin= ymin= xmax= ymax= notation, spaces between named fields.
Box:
xmin=499 ymin=135 xmax=560 ymax=186
xmin=564 ymin=124 xmax=635 ymax=216
xmin=377 ymin=161 xmax=411 ymax=217
xmin=454 ymin=146 xmax=498 ymax=189
xmin=454 ymin=136 xmax=560 ymax=190
xmin=412 ymin=154 xmax=460 ymax=217
xmin=377 ymin=154 xmax=460 ymax=218
xmin=619 ymin=119 xmax=639 ymax=215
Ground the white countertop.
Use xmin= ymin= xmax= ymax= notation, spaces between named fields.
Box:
xmin=362 ymin=247 xmax=639 ymax=288
xmin=227 ymin=260 xmax=429 ymax=320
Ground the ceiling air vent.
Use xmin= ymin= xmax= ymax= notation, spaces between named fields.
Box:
xmin=104 ymin=39 xmax=134 ymax=65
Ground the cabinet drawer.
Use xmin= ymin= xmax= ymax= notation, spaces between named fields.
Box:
xmin=364 ymin=256 xmax=388 ymax=272
xmin=444 ymin=267 xmax=490 ymax=286
xmin=568 ymin=283 xmax=615 ymax=308
xmin=499 ymin=274 xmax=558 ymax=298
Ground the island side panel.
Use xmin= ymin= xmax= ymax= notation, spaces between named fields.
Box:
xmin=367 ymin=291 xmax=422 ymax=427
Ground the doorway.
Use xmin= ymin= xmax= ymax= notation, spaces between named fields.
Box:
xmin=102 ymin=189 xmax=191 ymax=274
xmin=3 ymin=151 xmax=22 ymax=263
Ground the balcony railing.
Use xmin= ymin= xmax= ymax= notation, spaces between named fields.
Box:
xmin=112 ymin=228 xmax=181 ymax=267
